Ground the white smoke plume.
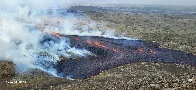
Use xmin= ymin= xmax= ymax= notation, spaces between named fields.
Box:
xmin=0 ymin=0 xmax=118 ymax=76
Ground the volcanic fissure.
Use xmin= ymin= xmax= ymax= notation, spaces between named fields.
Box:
xmin=38 ymin=26 xmax=196 ymax=79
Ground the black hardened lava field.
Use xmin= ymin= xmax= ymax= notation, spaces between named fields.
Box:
xmin=41 ymin=35 xmax=196 ymax=79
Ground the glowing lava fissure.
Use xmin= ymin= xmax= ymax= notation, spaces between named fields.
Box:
xmin=37 ymin=25 xmax=117 ymax=53
xmin=37 ymin=26 xmax=196 ymax=79
xmin=54 ymin=35 xmax=196 ymax=79
xmin=86 ymin=40 xmax=118 ymax=53
xmin=37 ymin=26 xmax=62 ymax=38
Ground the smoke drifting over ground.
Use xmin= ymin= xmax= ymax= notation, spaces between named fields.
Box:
xmin=0 ymin=0 xmax=118 ymax=76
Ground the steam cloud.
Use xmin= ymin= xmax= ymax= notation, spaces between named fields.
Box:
xmin=0 ymin=0 xmax=117 ymax=76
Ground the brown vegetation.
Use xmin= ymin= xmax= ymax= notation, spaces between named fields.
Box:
xmin=0 ymin=61 xmax=15 ymax=78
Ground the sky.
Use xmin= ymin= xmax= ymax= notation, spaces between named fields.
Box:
xmin=72 ymin=0 xmax=196 ymax=6
xmin=0 ymin=0 xmax=196 ymax=9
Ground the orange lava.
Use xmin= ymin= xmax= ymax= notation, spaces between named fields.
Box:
xmin=137 ymin=48 xmax=144 ymax=52
xmin=37 ymin=25 xmax=61 ymax=38
xmin=94 ymin=41 xmax=109 ymax=49
xmin=51 ymin=32 xmax=62 ymax=38
xmin=37 ymin=25 xmax=118 ymax=53
xmin=149 ymin=49 xmax=157 ymax=54
xmin=87 ymin=40 xmax=93 ymax=44
xmin=86 ymin=40 xmax=117 ymax=53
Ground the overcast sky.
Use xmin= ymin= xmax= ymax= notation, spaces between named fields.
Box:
xmin=1 ymin=0 xmax=196 ymax=8
xmin=74 ymin=0 xmax=196 ymax=6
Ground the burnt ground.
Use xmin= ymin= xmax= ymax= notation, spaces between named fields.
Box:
xmin=1 ymin=5 xmax=196 ymax=90
xmin=54 ymin=35 xmax=196 ymax=79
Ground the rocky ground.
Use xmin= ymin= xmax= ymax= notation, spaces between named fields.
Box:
xmin=1 ymin=63 xmax=196 ymax=90
xmin=1 ymin=5 xmax=196 ymax=90
xmin=0 ymin=61 xmax=15 ymax=78
xmin=85 ymin=10 xmax=196 ymax=54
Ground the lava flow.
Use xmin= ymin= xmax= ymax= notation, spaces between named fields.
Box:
xmin=86 ymin=40 xmax=117 ymax=52
xmin=55 ymin=35 xmax=196 ymax=79
xmin=37 ymin=26 xmax=62 ymax=38
xmin=37 ymin=26 xmax=196 ymax=79
xmin=37 ymin=26 xmax=117 ymax=52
